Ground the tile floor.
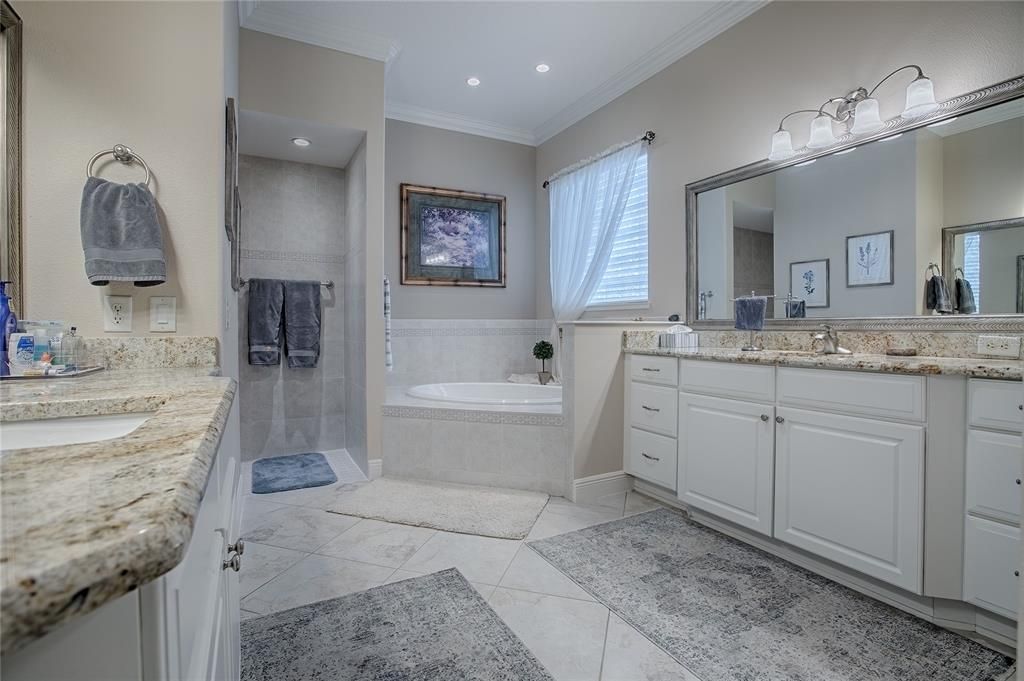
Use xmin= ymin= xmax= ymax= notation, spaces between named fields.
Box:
xmin=239 ymin=478 xmax=697 ymax=681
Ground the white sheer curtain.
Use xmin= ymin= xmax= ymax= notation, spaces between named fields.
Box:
xmin=548 ymin=141 xmax=645 ymax=375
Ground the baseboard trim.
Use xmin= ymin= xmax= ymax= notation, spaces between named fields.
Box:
xmin=573 ymin=470 xmax=633 ymax=504
xmin=368 ymin=459 xmax=383 ymax=480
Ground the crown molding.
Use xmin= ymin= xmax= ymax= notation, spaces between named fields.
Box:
xmin=238 ymin=0 xmax=401 ymax=70
xmin=386 ymin=101 xmax=538 ymax=146
xmin=533 ymin=0 xmax=770 ymax=144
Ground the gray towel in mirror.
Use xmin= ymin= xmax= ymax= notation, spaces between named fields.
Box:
xmin=80 ymin=177 xmax=166 ymax=286
xmin=248 ymin=279 xmax=284 ymax=366
xmin=926 ymin=274 xmax=953 ymax=314
xmin=734 ymin=296 xmax=768 ymax=331
xmin=786 ymin=300 xmax=806 ymax=319
xmin=284 ymin=280 xmax=322 ymax=368
xmin=954 ymin=277 xmax=977 ymax=314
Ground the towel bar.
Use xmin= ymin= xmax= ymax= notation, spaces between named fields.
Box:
xmin=238 ymin=278 xmax=334 ymax=290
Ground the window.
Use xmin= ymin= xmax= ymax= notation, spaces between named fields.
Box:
xmin=963 ymin=232 xmax=981 ymax=311
xmin=587 ymin=150 xmax=648 ymax=307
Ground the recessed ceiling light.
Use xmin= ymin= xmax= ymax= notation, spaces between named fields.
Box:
xmin=927 ymin=117 xmax=958 ymax=128
xmin=291 ymin=137 xmax=311 ymax=147
xmin=466 ymin=77 xmax=481 ymax=87
xmin=535 ymin=63 xmax=550 ymax=73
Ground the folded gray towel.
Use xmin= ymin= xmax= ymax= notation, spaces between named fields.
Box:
xmin=955 ymin=277 xmax=977 ymax=314
xmin=80 ymin=177 xmax=165 ymax=286
xmin=734 ymin=296 xmax=767 ymax=331
xmin=926 ymin=274 xmax=953 ymax=314
xmin=284 ymin=280 xmax=321 ymax=369
xmin=786 ymin=300 xmax=806 ymax=319
xmin=248 ymin=279 xmax=284 ymax=366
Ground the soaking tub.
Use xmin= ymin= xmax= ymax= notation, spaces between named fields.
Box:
xmin=406 ymin=382 xmax=562 ymax=406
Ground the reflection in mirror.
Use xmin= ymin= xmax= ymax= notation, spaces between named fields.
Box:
xmin=945 ymin=220 xmax=1024 ymax=315
xmin=695 ymin=96 xmax=1024 ymax=321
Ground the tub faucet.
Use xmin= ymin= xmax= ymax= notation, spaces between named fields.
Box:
xmin=813 ymin=324 xmax=852 ymax=355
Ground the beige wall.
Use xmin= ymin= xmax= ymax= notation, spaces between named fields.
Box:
xmin=942 ymin=117 xmax=1024 ymax=227
xmin=20 ymin=1 xmax=228 ymax=337
xmin=385 ymin=119 xmax=538 ymax=319
xmin=239 ymin=28 xmax=386 ymax=467
xmin=536 ymin=1 xmax=1024 ymax=321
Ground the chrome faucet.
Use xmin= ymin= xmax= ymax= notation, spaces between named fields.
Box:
xmin=813 ymin=324 xmax=852 ymax=355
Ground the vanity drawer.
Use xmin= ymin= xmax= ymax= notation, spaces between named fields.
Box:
xmin=964 ymin=516 xmax=1019 ymax=619
xmin=969 ymin=379 xmax=1023 ymax=433
xmin=630 ymin=355 xmax=678 ymax=387
xmin=628 ymin=427 xmax=677 ymax=490
xmin=679 ymin=360 xmax=774 ymax=403
xmin=777 ymin=368 xmax=925 ymax=422
xmin=966 ymin=428 xmax=1022 ymax=525
xmin=630 ymin=383 xmax=678 ymax=437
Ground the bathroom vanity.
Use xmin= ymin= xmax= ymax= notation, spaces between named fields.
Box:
xmin=623 ymin=348 xmax=1022 ymax=647
xmin=0 ymin=369 xmax=240 ymax=681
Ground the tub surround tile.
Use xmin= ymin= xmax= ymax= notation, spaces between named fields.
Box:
xmin=0 ymin=369 xmax=234 ymax=654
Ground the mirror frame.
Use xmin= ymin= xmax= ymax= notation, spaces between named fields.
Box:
xmin=1 ymin=0 xmax=22 ymax=314
xmin=685 ymin=73 xmax=1024 ymax=332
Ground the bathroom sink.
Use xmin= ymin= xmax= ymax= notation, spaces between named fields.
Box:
xmin=0 ymin=412 xmax=155 ymax=452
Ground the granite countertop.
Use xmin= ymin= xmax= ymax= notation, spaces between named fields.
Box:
xmin=625 ymin=347 xmax=1021 ymax=381
xmin=0 ymin=368 xmax=236 ymax=654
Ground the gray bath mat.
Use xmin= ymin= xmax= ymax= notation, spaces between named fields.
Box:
xmin=530 ymin=509 xmax=1013 ymax=681
xmin=241 ymin=568 xmax=553 ymax=681
xmin=326 ymin=477 xmax=548 ymax=539
xmin=251 ymin=452 xmax=337 ymax=494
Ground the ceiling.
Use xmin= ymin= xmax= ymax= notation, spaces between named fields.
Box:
xmin=239 ymin=109 xmax=365 ymax=168
xmin=239 ymin=1 xmax=766 ymax=146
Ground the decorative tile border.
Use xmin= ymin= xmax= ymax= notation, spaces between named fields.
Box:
xmin=382 ymin=404 xmax=564 ymax=427
xmin=241 ymin=248 xmax=345 ymax=264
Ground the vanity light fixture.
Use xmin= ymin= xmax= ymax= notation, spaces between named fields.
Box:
xmin=466 ymin=77 xmax=481 ymax=87
xmin=833 ymin=148 xmax=856 ymax=156
xmin=880 ymin=133 xmax=904 ymax=142
xmin=535 ymin=63 xmax=550 ymax=73
xmin=768 ymin=64 xmax=940 ymax=160
xmin=928 ymin=117 xmax=958 ymax=128
xmin=795 ymin=159 xmax=817 ymax=167
xmin=291 ymin=137 xmax=311 ymax=147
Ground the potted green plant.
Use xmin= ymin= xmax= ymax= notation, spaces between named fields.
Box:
xmin=533 ymin=340 xmax=554 ymax=385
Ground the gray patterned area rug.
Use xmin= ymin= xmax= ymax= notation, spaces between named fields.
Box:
xmin=529 ymin=508 xmax=1013 ymax=681
xmin=241 ymin=568 xmax=553 ymax=681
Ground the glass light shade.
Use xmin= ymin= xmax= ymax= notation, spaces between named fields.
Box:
xmin=806 ymin=115 xmax=837 ymax=149
xmin=850 ymin=98 xmax=883 ymax=134
xmin=902 ymin=77 xmax=938 ymax=118
xmin=768 ymin=129 xmax=795 ymax=161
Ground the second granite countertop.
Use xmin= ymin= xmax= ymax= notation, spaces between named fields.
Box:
xmin=0 ymin=368 xmax=236 ymax=654
xmin=625 ymin=347 xmax=1021 ymax=381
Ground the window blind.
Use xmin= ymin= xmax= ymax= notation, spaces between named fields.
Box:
xmin=588 ymin=151 xmax=649 ymax=306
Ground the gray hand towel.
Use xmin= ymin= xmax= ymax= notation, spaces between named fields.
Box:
xmin=955 ymin=277 xmax=977 ymax=314
xmin=248 ymin=279 xmax=284 ymax=366
xmin=80 ymin=177 xmax=165 ymax=286
xmin=734 ymin=296 xmax=767 ymax=331
xmin=786 ymin=300 xmax=806 ymax=319
xmin=284 ymin=280 xmax=321 ymax=369
xmin=926 ymin=274 xmax=953 ymax=314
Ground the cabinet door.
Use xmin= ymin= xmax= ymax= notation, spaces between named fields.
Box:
xmin=678 ymin=393 xmax=775 ymax=535
xmin=964 ymin=516 xmax=1019 ymax=620
xmin=774 ymin=407 xmax=924 ymax=593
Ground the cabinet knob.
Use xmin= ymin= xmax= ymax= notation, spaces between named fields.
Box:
xmin=1016 ymin=570 xmax=1020 ymax=578
xmin=228 ymin=539 xmax=245 ymax=556
xmin=1017 ymin=479 xmax=1021 ymax=486
xmin=760 ymin=414 xmax=769 ymax=422
xmin=223 ymin=554 xmax=241 ymax=572
xmin=1019 ymin=404 xmax=1023 ymax=411
xmin=775 ymin=416 xmax=785 ymax=424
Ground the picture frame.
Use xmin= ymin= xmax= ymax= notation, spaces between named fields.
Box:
xmin=789 ymin=259 xmax=830 ymax=308
xmin=400 ymin=183 xmax=506 ymax=287
xmin=846 ymin=229 xmax=894 ymax=287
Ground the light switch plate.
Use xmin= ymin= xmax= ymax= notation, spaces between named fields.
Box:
xmin=977 ymin=335 xmax=1021 ymax=358
xmin=149 ymin=296 xmax=176 ymax=332
xmin=103 ymin=295 xmax=132 ymax=332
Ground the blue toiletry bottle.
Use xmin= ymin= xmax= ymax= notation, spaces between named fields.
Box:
xmin=0 ymin=281 xmax=16 ymax=376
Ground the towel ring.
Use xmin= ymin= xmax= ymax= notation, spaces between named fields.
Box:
xmin=86 ymin=144 xmax=151 ymax=186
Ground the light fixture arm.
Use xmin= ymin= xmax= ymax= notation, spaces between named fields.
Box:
xmin=816 ymin=97 xmax=854 ymax=122
xmin=775 ymin=109 xmax=822 ymax=132
xmin=868 ymin=64 xmax=927 ymax=97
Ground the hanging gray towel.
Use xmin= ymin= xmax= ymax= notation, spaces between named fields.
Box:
xmin=284 ymin=280 xmax=321 ymax=368
xmin=926 ymin=274 xmax=953 ymax=314
xmin=786 ymin=300 xmax=806 ymax=319
xmin=248 ymin=279 xmax=284 ymax=366
xmin=955 ymin=277 xmax=977 ymax=314
xmin=80 ymin=177 xmax=165 ymax=286
xmin=734 ymin=296 xmax=767 ymax=331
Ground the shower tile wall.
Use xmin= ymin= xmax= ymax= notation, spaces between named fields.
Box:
xmin=343 ymin=141 xmax=368 ymax=469
xmin=734 ymin=227 xmax=775 ymax=317
xmin=237 ymin=155 xmax=347 ymax=462
xmin=386 ymin=319 xmax=552 ymax=386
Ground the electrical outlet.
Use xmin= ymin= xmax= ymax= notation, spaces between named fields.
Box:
xmin=977 ymin=335 xmax=1021 ymax=358
xmin=103 ymin=295 xmax=133 ymax=332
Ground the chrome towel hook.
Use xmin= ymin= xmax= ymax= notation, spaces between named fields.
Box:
xmin=86 ymin=144 xmax=151 ymax=186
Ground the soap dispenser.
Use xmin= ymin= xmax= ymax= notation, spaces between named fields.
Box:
xmin=0 ymin=281 xmax=17 ymax=376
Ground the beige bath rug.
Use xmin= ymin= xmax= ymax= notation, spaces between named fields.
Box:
xmin=326 ymin=477 xmax=549 ymax=540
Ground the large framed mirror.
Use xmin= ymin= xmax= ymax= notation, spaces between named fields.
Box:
xmin=1 ymin=0 xmax=22 ymax=313
xmin=685 ymin=74 xmax=1024 ymax=330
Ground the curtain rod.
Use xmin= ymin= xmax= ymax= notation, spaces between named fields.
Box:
xmin=542 ymin=130 xmax=655 ymax=189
